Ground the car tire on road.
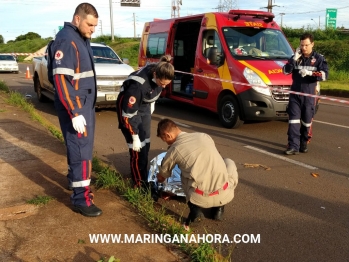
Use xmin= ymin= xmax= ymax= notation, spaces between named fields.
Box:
xmin=34 ymin=74 xmax=48 ymax=102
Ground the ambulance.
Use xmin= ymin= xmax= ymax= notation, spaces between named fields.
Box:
xmin=138 ymin=10 xmax=294 ymax=128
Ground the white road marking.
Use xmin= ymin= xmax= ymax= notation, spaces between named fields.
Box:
xmin=313 ymin=120 xmax=349 ymax=129
xmin=174 ymin=121 xmax=191 ymax=128
xmin=244 ymin=145 xmax=318 ymax=170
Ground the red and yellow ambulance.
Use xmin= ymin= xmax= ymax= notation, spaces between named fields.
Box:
xmin=138 ymin=10 xmax=294 ymax=128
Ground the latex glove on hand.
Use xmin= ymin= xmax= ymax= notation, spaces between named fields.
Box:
xmin=150 ymin=102 xmax=155 ymax=114
xmin=293 ymin=47 xmax=302 ymax=61
xmin=132 ymin=134 xmax=142 ymax=152
xmin=299 ymin=69 xmax=313 ymax=77
xmin=72 ymin=115 xmax=86 ymax=134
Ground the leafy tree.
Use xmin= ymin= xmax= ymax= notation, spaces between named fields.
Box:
xmin=0 ymin=35 xmax=4 ymax=44
xmin=15 ymin=32 xmax=41 ymax=41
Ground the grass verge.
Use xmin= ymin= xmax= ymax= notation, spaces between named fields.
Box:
xmin=0 ymin=87 xmax=231 ymax=261
xmin=26 ymin=195 xmax=55 ymax=205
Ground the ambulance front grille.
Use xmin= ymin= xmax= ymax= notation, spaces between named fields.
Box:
xmin=271 ymin=85 xmax=291 ymax=102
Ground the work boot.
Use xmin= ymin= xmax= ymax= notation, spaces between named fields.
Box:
xmin=300 ymin=142 xmax=308 ymax=153
xmin=185 ymin=202 xmax=203 ymax=226
xmin=211 ymin=206 xmax=225 ymax=221
xmin=72 ymin=204 xmax=103 ymax=217
xmin=149 ymin=182 xmax=159 ymax=202
xmin=284 ymin=148 xmax=299 ymax=155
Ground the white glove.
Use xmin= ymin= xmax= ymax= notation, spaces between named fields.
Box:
xmin=72 ymin=115 xmax=86 ymax=134
xmin=299 ymin=69 xmax=313 ymax=77
xmin=150 ymin=102 xmax=155 ymax=114
xmin=132 ymin=134 xmax=142 ymax=152
xmin=293 ymin=47 xmax=302 ymax=61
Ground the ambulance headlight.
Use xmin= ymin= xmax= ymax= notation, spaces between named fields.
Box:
xmin=243 ymin=68 xmax=271 ymax=96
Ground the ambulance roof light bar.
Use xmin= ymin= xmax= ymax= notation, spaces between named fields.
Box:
xmin=228 ymin=10 xmax=274 ymax=22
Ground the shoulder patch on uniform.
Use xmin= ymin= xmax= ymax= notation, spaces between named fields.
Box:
xmin=55 ymin=50 xmax=64 ymax=60
xmin=129 ymin=96 xmax=136 ymax=104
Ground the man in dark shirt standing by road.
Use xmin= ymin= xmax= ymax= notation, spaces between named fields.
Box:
xmin=48 ymin=3 xmax=102 ymax=217
xmin=283 ymin=33 xmax=328 ymax=155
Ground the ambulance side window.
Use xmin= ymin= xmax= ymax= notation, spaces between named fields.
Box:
xmin=147 ymin=33 xmax=168 ymax=58
xmin=202 ymin=30 xmax=223 ymax=66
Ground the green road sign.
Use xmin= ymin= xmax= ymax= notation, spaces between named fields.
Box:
xmin=58 ymin=26 xmax=63 ymax=31
xmin=326 ymin=8 xmax=337 ymax=29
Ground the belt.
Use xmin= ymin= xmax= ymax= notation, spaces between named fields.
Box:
xmin=195 ymin=182 xmax=229 ymax=196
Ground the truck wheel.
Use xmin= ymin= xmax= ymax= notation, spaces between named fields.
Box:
xmin=34 ymin=75 xmax=47 ymax=102
xmin=218 ymin=95 xmax=244 ymax=128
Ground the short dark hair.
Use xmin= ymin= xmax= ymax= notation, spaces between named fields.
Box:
xmin=74 ymin=3 xmax=99 ymax=18
xmin=157 ymin=118 xmax=177 ymax=137
xmin=300 ymin=33 xmax=314 ymax=43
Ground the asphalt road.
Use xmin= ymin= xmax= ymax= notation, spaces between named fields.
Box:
xmin=2 ymin=64 xmax=349 ymax=262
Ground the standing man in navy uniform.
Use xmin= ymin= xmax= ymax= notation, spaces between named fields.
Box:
xmin=48 ymin=3 xmax=102 ymax=216
xmin=116 ymin=55 xmax=174 ymax=189
xmin=283 ymin=33 xmax=328 ymax=155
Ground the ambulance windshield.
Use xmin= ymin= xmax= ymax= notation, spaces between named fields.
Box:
xmin=222 ymin=27 xmax=293 ymax=59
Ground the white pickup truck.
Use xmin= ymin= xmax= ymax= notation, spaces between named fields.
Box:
xmin=32 ymin=42 xmax=134 ymax=107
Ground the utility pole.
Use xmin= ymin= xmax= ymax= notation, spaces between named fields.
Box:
xmin=261 ymin=0 xmax=279 ymax=13
xmin=99 ymin=20 xmax=103 ymax=36
xmin=279 ymin=13 xmax=285 ymax=27
xmin=171 ymin=0 xmax=182 ymax=18
xmin=109 ymin=0 xmax=114 ymax=42
xmin=133 ymin=13 xmax=136 ymax=38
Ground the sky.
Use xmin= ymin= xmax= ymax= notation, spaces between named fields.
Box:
xmin=1 ymin=0 xmax=349 ymax=43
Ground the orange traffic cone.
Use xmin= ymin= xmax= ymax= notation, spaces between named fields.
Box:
xmin=25 ymin=66 xmax=31 ymax=79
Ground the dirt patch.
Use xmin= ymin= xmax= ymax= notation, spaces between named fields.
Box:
xmin=0 ymin=204 xmax=39 ymax=221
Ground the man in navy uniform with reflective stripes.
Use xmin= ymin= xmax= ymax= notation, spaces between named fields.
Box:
xmin=283 ymin=33 xmax=328 ymax=155
xmin=48 ymin=3 xmax=102 ymax=216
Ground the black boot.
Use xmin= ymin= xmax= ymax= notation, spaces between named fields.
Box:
xmin=185 ymin=202 xmax=203 ymax=226
xmin=149 ymin=182 xmax=159 ymax=202
xmin=300 ymin=141 xmax=308 ymax=153
xmin=211 ymin=206 xmax=225 ymax=221
xmin=72 ymin=204 xmax=103 ymax=217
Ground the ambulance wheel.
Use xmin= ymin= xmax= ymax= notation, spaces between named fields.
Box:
xmin=218 ymin=95 xmax=244 ymax=128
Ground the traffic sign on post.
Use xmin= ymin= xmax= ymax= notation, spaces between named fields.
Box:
xmin=326 ymin=8 xmax=337 ymax=29
xmin=120 ymin=0 xmax=140 ymax=7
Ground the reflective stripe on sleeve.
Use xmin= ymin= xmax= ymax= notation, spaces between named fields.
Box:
xmin=73 ymin=70 xmax=95 ymax=80
xmin=122 ymin=110 xmax=138 ymax=118
xmin=128 ymin=75 xmax=145 ymax=84
xmin=53 ymin=67 xmax=75 ymax=77
xmin=143 ymin=93 xmax=161 ymax=103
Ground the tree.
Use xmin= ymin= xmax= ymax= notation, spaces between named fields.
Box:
xmin=15 ymin=32 xmax=41 ymax=41
xmin=0 ymin=35 xmax=4 ymax=44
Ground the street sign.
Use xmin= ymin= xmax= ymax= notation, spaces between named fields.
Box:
xmin=120 ymin=0 xmax=140 ymax=7
xmin=58 ymin=26 xmax=63 ymax=31
xmin=326 ymin=8 xmax=337 ymax=29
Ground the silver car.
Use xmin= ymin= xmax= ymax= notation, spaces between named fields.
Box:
xmin=32 ymin=42 xmax=134 ymax=108
xmin=91 ymin=43 xmax=135 ymax=107
xmin=0 ymin=54 xmax=19 ymax=74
